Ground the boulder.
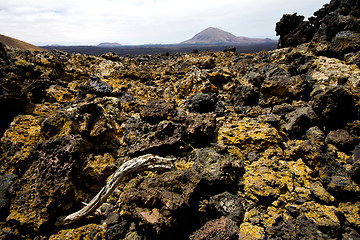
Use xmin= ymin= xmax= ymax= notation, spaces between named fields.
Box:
xmin=125 ymin=120 xmax=185 ymax=156
xmin=349 ymin=144 xmax=360 ymax=183
xmin=325 ymin=129 xmax=355 ymax=151
xmin=189 ymin=216 xmax=239 ymax=240
xmin=186 ymin=93 xmax=218 ymax=113
xmin=106 ymin=220 xmax=129 ymax=240
xmin=140 ymin=100 xmax=176 ymax=124
xmin=284 ymin=106 xmax=318 ymax=137
xmin=119 ymin=169 xmax=202 ymax=236
xmin=192 ymin=148 xmax=243 ymax=186
xmin=311 ymin=86 xmax=357 ymax=129
xmin=266 ymin=215 xmax=333 ymax=239
xmin=259 ymin=75 xmax=293 ymax=106
xmin=0 ymin=174 xmax=17 ymax=219
xmin=275 ymin=13 xmax=315 ymax=48
xmin=231 ymin=85 xmax=259 ymax=106
xmin=185 ymin=113 xmax=216 ymax=147
xmin=208 ymin=192 xmax=244 ymax=224
xmin=78 ymin=75 xmax=113 ymax=99
xmin=276 ymin=0 xmax=360 ymax=60
xmin=7 ymin=135 xmax=87 ymax=230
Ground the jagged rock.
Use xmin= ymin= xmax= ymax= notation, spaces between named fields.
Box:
xmin=284 ymin=106 xmax=318 ymax=137
xmin=272 ymin=103 xmax=295 ymax=116
xmin=276 ymin=0 xmax=360 ymax=60
xmin=186 ymin=93 xmax=218 ymax=113
xmin=103 ymin=212 xmax=120 ymax=226
xmin=83 ymin=153 xmax=117 ymax=185
xmin=311 ymin=86 xmax=357 ymax=128
xmin=239 ymin=222 xmax=265 ymax=240
xmin=338 ymin=202 xmax=360 ymax=229
xmin=119 ymin=169 xmax=202 ymax=236
xmin=189 ymin=216 xmax=239 ymax=240
xmin=306 ymin=126 xmax=325 ymax=147
xmin=49 ymin=224 xmax=105 ymax=239
xmin=140 ymin=99 xmax=176 ymax=124
xmin=259 ymin=74 xmax=293 ymax=106
xmin=78 ymin=75 xmax=113 ymax=99
xmin=7 ymin=135 xmax=87 ymax=230
xmin=176 ymin=67 xmax=218 ymax=97
xmin=342 ymin=227 xmax=360 ymax=239
xmin=22 ymin=79 xmax=58 ymax=103
xmin=125 ymin=120 xmax=185 ymax=156
xmin=185 ymin=113 xmax=216 ymax=147
xmin=0 ymin=42 xmax=8 ymax=65
xmin=101 ymin=52 xmax=121 ymax=61
xmin=307 ymin=56 xmax=360 ymax=89
xmin=207 ymin=68 xmax=233 ymax=88
xmin=276 ymin=13 xmax=315 ymax=48
xmin=243 ymin=154 xmax=314 ymax=204
xmin=345 ymin=51 xmax=360 ymax=67
xmin=0 ymin=115 xmax=43 ymax=175
xmin=45 ymin=85 xmax=75 ymax=103
xmin=300 ymin=201 xmax=340 ymax=237
xmin=106 ymin=220 xmax=129 ymax=240
xmin=208 ymin=192 xmax=244 ymax=224
xmin=218 ymin=117 xmax=283 ymax=151
xmin=349 ymin=144 xmax=360 ymax=183
xmin=192 ymin=147 xmax=243 ymax=187
xmin=0 ymin=174 xmax=17 ymax=219
xmin=330 ymin=31 xmax=360 ymax=57
xmin=325 ymin=129 xmax=355 ymax=151
xmin=198 ymin=58 xmax=216 ymax=69
xmin=231 ymin=85 xmax=259 ymax=106
xmin=0 ymin=77 xmax=25 ymax=137
xmin=327 ymin=175 xmax=360 ymax=198
xmin=266 ymin=215 xmax=333 ymax=239
xmin=310 ymin=181 xmax=335 ymax=203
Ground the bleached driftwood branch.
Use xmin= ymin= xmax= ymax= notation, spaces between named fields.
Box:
xmin=56 ymin=154 xmax=175 ymax=226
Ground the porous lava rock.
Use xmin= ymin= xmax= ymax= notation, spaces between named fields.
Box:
xmin=276 ymin=0 xmax=360 ymax=62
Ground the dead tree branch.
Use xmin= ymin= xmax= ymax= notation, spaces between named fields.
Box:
xmin=56 ymin=154 xmax=175 ymax=226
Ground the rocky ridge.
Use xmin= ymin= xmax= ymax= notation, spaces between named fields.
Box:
xmin=0 ymin=0 xmax=360 ymax=239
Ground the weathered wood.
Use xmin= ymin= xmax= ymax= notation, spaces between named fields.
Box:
xmin=56 ymin=154 xmax=175 ymax=226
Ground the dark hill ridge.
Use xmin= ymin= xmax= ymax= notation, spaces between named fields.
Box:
xmin=1 ymin=0 xmax=360 ymax=239
xmin=42 ymin=43 xmax=278 ymax=56
xmin=182 ymin=27 xmax=277 ymax=45
xmin=0 ymin=34 xmax=46 ymax=52
xmin=98 ymin=42 xmax=122 ymax=47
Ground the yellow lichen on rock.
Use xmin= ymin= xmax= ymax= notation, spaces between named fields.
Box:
xmin=84 ymin=153 xmax=117 ymax=183
xmin=49 ymin=224 xmax=105 ymax=240
xmin=338 ymin=202 xmax=360 ymax=228
xmin=218 ymin=117 xmax=282 ymax=151
xmin=302 ymin=201 xmax=340 ymax=229
xmin=239 ymin=222 xmax=265 ymax=240
xmin=309 ymin=56 xmax=360 ymax=89
xmin=310 ymin=181 xmax=336 ymax=203
xmin=46 ymin=85 xmax=75 ymax=103
xmin=0 ymin=115 xmax=43 ymax=174
xmin=242 ymin=149 xmax=293 ymax=202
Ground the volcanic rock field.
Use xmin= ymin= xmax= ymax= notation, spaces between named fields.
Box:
xmin=1 ymin=0 xmax=360 ymax=239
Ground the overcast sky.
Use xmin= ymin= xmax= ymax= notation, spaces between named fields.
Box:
xmin=0 ymin=0 xmax=329 ymax=46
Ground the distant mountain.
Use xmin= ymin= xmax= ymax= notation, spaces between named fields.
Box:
xmin=98 ymin=42 xmax=122 ymax=47
xmin=182 ymin=27 xmax=277 ymax=45
xmin=0 ymin=34 xmax=46 ymax=52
